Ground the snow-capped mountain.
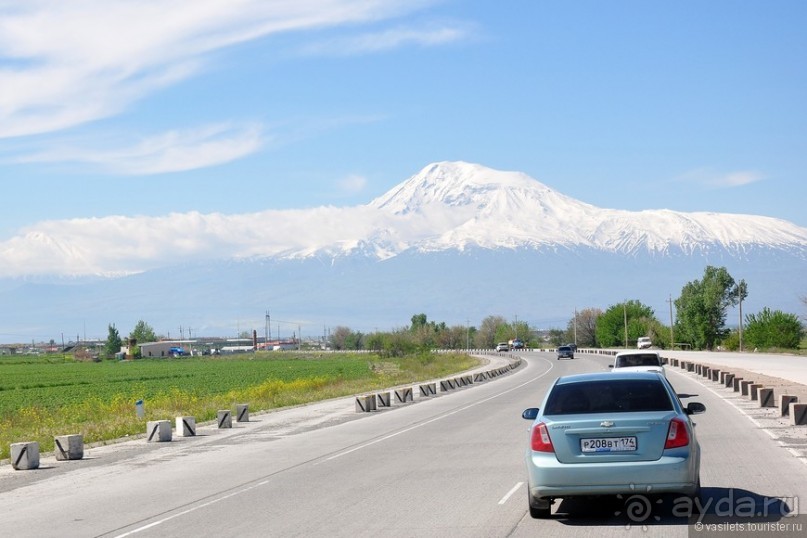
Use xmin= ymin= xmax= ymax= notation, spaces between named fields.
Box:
xmin=363 ymin=161 xmax=807 ymax=256
xmin=1 ymin=161 xmax=805 ymax=340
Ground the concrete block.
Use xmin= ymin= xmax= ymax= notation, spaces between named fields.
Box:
xmin=376 ymin=392 xmax=392 ymax=408
xmin=780 ymin=395 xmax=799 ymax=416
xmin=54 ymin=434 xmax=83 ymax=460
xmin=10 ymin=442 xmax=39 ymax=470
xmin=687 ymin=363 xmax=695 ymax=372
xmin=740 ymin=380 xmax=754 ymax=396
xmin=789 ymin=403 xmax=807 ymax=426
xmin=724 ymin=373 xmax=735 ymax=387
xmin=749 ymin=384 xmax=763 ymax=401
xmin=217 ymin=410 xmax=232 ymax=428
xmin=473 ymin=372 xmax=488 ymax=383
xmin=354 ymin=395 xmax=376 ymax=412
xmin=418 ymin=383 xmax=436 ymax=397
xmin=176 ymin=416 xmax=196 ymax=437
xmin=758 ymin=388 xmax=776 ymax=408
xmin=733 ymin=377 xmax=744 ymax=391
xmin=440 ymin=379 xmax=456 ymax=392
xmin=394 ymin=387 xmax=413 ymax=404
xmin=147 ymin=420 xmax=172 ymax=442
xmin=711 ymin=369 xmax=721 ymax=382
xmin=236 ymin=404 xmax=249 ymax=422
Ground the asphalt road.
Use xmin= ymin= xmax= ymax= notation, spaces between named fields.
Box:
xmin=2 ymin=351 xmax=806 ymax=537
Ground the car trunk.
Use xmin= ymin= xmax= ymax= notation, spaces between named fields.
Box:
xmin=545 ymin=411 xmax=675 ymax=464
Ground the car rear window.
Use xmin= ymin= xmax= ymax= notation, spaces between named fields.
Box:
xmin=616 ymin=354 xmax=661 ymax=368
xmin=544 ymin=379 xmax=673 ymax=415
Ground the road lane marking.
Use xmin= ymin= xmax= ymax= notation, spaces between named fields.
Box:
xmin=111 ymin=357 xmax=554 ymax=536
xmin=499 ymin=482 xmax=523 ymax=505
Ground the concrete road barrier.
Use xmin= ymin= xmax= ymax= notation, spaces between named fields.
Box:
xmin=789 ymin=403 xmax=807 ymax=426
xmin=741 ymin=380 xmax=755 ymax=396
xmin=355 ymin=395 xmax=376 ymax=412
xmin=394 ymin=387 xmax=413 ymax=404
xmin=733 ymin=377 xmax=744 ymax=392
xmin=749 ymin=384 xmax=763 ymax=401
xmin=758 ymin=388 xmax=776 ymax=408
xmin=54 ymin=434 xmax=83 ymax=460
xmin=780 ymin=395 xmax=799 ymax=416
xmin=236 ymin=404 xmax=249 ymax=423
xmin=147 ymin=420 xmax=172 ymax=442
xmin=419 ymin=383 xmax=436 ymax=397
xmin=711 ymin=369 xmax=721 ymax=382
xmin=724 ymin=373 xmax=735 ymax=388
xmin=376 ymin=392 xmax=392 ymax=408
xmin=10 ymin=442 xmax=39 ymax=470
xmin=217 ymin=410 xmax=232 ymax=428
xmin=176 ymin=416 xmax=196 ymax=437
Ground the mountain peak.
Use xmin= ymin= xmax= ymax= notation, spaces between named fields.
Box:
xmin=368 ymin=161 xmax=559 ymax=215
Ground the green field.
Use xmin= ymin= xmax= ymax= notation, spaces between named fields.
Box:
xmin=0 ymin=351 xmax=480 ymax=461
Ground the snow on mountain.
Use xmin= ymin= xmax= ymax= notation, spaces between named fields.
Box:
xmin=360 ymin=161 xmax=807 ymax=257
xmin=1 ymin=161 xmax=806 ymax=339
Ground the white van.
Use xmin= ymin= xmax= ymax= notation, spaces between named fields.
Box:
xmin=637 ymin=336 xmax=652 ymax=349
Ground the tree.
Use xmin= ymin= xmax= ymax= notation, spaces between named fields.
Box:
xmin=104 ymin=324 xmax=122 ymax=358
xmin=329 ymin=326 xmax=353 ymax=350
xmin=566 ymin=308 xmax=602 ymax=348
xmin=674 ymin=266 xmax=746 ymax=350
xmin=743 ymin=308 xmax=803 ymax=350
xmin=596 ymin=300 xmax=656 ymax=348
xmin=129 ymin=320 xmax=157 ymax=344
xmin=474 ymin=315 xmax=508 ymax=348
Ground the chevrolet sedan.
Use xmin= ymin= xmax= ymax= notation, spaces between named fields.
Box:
xmin=522 ymin=371 xmax=705 ymax=518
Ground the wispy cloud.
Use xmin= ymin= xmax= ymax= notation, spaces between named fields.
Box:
xmin=15 ymin=123 xmax=264 ymax=175
xmin=0 ymin=1 xmax=440 ymax=139
xmin=675 ymin=168 xmax=766 ymax=189
xmin=337 ymin=174 xmax=368 ymax=194
xmin=298 ymin=21 xmax=476 ymax=57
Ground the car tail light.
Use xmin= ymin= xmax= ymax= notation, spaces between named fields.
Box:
xmin=665 ymin=417 xmax=690 ymax=449
xmin=530 ymin=422 xmax=555 ymax=452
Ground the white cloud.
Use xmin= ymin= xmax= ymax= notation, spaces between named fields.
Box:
xmin=16 ymin=123 xmax=264 ymax=174
xmin=0 ymin=0 xmax=440 ymax=139
xmin=675 ymin=168 xmax=766 ymax=189
xmin=337 ymin=174 xmax=368 ymax=194
xmin=298 ymin=21 xmax=475 ymax=57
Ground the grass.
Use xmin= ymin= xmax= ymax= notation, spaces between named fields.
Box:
xmin=0 ymin=351 xmax=480 ymax=461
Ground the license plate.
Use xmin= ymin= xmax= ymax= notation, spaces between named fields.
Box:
xmin=581 ymin=436 xmax=637 ymax=453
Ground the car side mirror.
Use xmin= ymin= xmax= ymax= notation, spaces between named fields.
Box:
xmin=522 ymin=408 xmax=540 ymax=420
xmin=608 ymin=365 xmax=614 ymax=369
xmin=685 ymin=402 xmax=706 ymax=415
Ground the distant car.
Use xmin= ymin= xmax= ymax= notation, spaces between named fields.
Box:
xmin=637 ymin=336 xmax=652 ymax=349
xmin=556 ymin=345 xmax=574 ymax=360
xmin=496 ymin=342 xmax=510 ymax=352
xmin=511 ymin=339 xmax=525 ymax=350
xmin=610 ymin=350 xmax=665 ymax=377
xmin=522 ymin=371 xmax=705 ymax=518
xmin=566 ymin=343 xmax=578 ymax=352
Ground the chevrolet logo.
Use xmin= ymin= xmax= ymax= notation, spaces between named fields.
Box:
xmin=600 ymin=421 xmax=615 ymax=428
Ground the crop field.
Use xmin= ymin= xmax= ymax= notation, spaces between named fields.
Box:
xmin=0 ymin=351 xmax=480 ymax=461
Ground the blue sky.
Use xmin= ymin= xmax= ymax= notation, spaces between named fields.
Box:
xmin=1 ymin=0 xmax=806 ymax=244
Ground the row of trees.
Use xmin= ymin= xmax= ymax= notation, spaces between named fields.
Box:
xmin=328 ymin=265 xmax=803 ymax=354
xmin=103 ymin=266 xmax=804 ymax=357
xmin=103 ymin=320 xmax=157 ymax=358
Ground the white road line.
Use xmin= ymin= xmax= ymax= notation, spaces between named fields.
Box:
xmin=112 ymin=358 xmax=555 ymax=536
xmin=499 ymin=482 xmax=523 ymax=505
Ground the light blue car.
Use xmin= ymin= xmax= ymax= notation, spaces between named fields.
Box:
xmin=522 ymin=371 xmax=706 ymax=518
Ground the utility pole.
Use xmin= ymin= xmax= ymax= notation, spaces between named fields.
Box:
xmin=667 ymin=294 xmax=674 ymax=350
xmin=623 ymin=303 xmax=628 ymax=348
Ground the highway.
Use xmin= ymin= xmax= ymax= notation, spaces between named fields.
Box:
xmin=1 ymin=351 xmax=807 ymax=537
